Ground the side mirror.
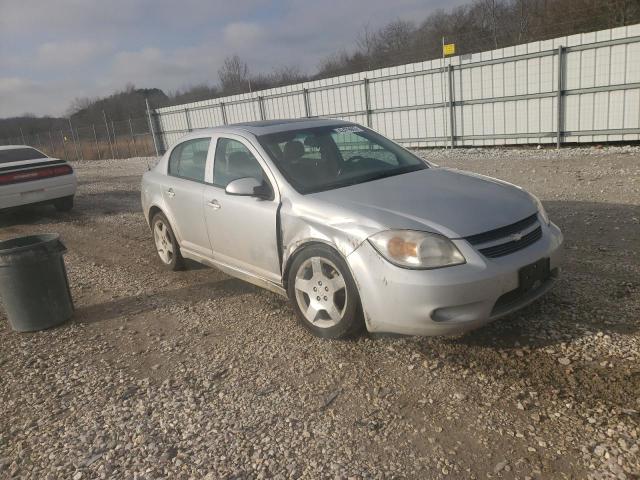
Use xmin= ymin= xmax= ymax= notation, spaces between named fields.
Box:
xmin=225 ymin=177 xmax=272 ymax=199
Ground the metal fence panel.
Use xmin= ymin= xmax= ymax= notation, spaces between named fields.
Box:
xmin=152 ymin=23 xmax=640 ymax=151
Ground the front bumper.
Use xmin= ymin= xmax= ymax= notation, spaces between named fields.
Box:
xmin=347 ymin=222 xmax=563 ymax=336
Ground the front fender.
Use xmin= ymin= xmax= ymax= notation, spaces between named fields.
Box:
xmin=279 ymin=208 xmax=379 ymax=283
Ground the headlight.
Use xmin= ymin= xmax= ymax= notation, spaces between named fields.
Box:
xmin=532 ymin=195 xmax=550 ymax=225
xmin=368 ymin=230 xmax=466 ymax=269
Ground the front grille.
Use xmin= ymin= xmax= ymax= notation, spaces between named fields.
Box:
xmin=465 ymin=214 xmax=538 ymax=246
xmin=478 ymin=226 xmax=542 ymax=258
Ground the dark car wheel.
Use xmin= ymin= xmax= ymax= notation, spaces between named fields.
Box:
xmin=287 ymin=245 xmax=363 ymax=339
xmin=151 ymin=212 xmax=184 ymax=271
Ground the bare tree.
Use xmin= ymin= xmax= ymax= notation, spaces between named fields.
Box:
xmin=66 ymin=97 xmax=96 ymax=117
xmin=170 ymin=84 xmax=220 ymax=104
xmin=372 ymin=19 xmax=416 ymax=65
xmin=317 ymin=51 xmax=353 ymax=77
xmin=271 ymin=65 xmax=305 ymax=85
xmin=218 ymin=55 xmax=250 ymax=95
xmin=477 ymin=0 xmax=501 ymax=48
xmin=356 ymin=23 xmax=377 ymax=69
xmin=512 ymin=0 xmax=532 ymax=42
xmin=609 ymin=0 xmax=640 ymax=26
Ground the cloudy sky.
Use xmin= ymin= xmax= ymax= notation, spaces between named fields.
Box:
xmin=0 ymin=0 xmax=461 ymax=118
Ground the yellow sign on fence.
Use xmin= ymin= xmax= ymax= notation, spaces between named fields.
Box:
xmin=443 ymin=43 xmax=456 ymax=56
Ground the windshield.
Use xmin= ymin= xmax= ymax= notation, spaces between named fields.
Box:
xmin=258 ymin=125 xmax=427 ymax=194
xmin=0 ymin=148 xmax=47 ymax=164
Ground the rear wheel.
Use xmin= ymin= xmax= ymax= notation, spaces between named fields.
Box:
xmin=287 ymin=245 xmax=363 ymax=339
xmin=53 ymin=195 xmax=74 ymax=212
xmin=152 ymin=212 xmax=184 ymax=271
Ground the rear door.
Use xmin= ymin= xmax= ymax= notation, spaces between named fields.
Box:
xmin=202 ymin=134 xmax=281 ymax=283
xmin=162 ymin=137 xmax=212 ymax=256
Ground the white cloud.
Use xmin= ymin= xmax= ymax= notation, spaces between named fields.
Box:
xmin=223 ymin=22 xmax=265 ymax=50
xmin=107 ymin=46 xmax=217 ymax=92
xmin=0 ymin=77 xmax=79 ymax=117
xmin=0 ymin=0 xmax=464 ymax=118
xmin=35 ymin=41 xmax=113 ymax=68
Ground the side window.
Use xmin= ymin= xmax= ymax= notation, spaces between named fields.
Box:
xmin=213 ymin=138 xmax=266 ymax=188
xmin=167 ymin=138 xmax=211 ymax=182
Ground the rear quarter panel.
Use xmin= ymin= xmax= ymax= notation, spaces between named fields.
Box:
xmin=141 ymin=170 xmax=169 ymax=227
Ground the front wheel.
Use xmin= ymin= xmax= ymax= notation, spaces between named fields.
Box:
xmin=287 ymin=245 xmax=363 ymax=339
xmin=151 ymin=212 xmax=184 ymax=271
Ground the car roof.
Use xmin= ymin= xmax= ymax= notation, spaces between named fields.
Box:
xmin=184 ymin=117 xmax=354 ymax=138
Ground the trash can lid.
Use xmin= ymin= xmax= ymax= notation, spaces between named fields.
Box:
xmin=0 ymin=234 xmax=66 ymax=262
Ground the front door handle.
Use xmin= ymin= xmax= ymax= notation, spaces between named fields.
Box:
xmin=207 ymin=199 xmax=221 ymax=210
xmin=166 ymin=188 xmax=175 ymax=198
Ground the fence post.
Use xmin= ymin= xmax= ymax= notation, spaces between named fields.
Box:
xmin=92 ymin=124 xmax=102 ymax=160
xmin=60 ymin=130 xmax=68 ymax=160
xmin=303 ymin=88 xmax=310 ymax=118
xmin=448 ymin=64 xmax=455 ymax=149
xmin=128 ymin=118 xmax=139 ymax=157
xmin=68 ymin=118 xmax=81 ymax=161
xmin=103 ymin=110 xmax=115 ymax=159
xmin=76 ymin=126 xmax=85 ymax=161
xmin=363 ymin=79 xmax=372 ymax=127
xmin=48 ymin=131 xmax=55 ymax=157
xmin=557 ymin=45 xmax=564 ymax=150
xmin=19 ymin=128 xmax=26 ymax=145
xmin=146 ymin=98 xmax=159 ymax=157
xmin=220 ymin=102 xmax=228 ymax=125
xmin=257 ymin=96 xmax=265 ymax=120
xmin=185 ymin=108 xmax=192 ymax=132
xmin=110 ymin=121 xmax=120 ymax=158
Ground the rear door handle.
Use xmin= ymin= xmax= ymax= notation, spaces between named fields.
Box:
xmin=207 ymin=199 xmax=221 ymax=210
xmin=166 ymin=188 xmax=175 ymax=198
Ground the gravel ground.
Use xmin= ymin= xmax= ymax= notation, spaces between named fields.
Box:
xmin=0 ymin=146 xmax=638 ymax=480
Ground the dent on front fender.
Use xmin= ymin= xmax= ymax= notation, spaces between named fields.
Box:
xmin=279 ymin=198 xmax=381 ymax=274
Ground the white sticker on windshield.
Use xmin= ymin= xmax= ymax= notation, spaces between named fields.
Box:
xmin=334 ymin=126 xmax=364 ymax=133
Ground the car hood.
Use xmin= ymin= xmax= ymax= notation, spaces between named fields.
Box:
xmin=309 ymin=168 xmax=537 ymax=238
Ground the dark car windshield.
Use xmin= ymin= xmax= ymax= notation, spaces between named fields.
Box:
xmin=258 ymin=125 xmax=427 ymax=194
xmin=0 ymin=148 xmax=47 ymax=164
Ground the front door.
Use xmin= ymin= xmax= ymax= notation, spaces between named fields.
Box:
xmin=202 ymin=135 xmax=281 ymax=283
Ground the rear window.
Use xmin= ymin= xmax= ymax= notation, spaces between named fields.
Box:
xmin=0 ymin=148 xmax=47 ymax=164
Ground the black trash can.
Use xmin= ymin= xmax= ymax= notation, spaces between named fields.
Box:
xmin=0 ymin=234 xmax=74 ymax=332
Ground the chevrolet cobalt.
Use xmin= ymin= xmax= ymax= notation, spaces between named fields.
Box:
xmin=141 ymin=119 xmax=562 ymax=338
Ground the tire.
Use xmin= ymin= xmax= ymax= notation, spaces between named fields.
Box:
xmin=151 ymin=212 xmax=184 ymax=271
xmin=53 ymin=195 xmax=74 ymax=212
xmin=287 ymin=245 xmax=363 ymax=339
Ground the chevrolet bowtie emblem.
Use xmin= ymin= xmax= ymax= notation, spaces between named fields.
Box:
xmin=510 ymin=232 xmax=524 ymax=242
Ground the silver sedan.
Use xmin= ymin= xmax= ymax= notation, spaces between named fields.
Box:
xmin=141 ymin=119 xmax=563 ymax=338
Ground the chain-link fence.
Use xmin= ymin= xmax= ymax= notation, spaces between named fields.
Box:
xmin=0 ymin=116 xmax=158 ymax=161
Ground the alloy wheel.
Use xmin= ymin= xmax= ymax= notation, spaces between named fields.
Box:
xmin=294 ymin=256 xmax=347 ymax=328
xmin=153 ymin=219 xmax=174 ymax=265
